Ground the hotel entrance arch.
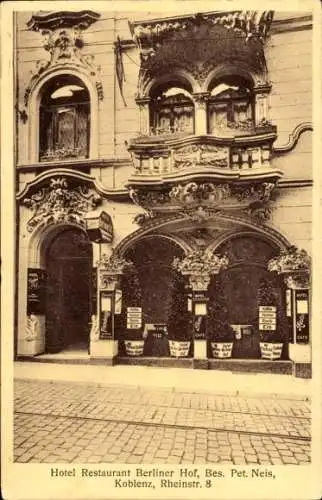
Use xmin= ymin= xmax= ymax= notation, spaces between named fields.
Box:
xmin=45 ymin=227 xmax=93 ymax=353
xmin=209 ymin=234 xmax=287 ymax=359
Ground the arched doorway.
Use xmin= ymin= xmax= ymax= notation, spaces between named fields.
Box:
xmin=120 ymin=236 xmax=186 ymax=356
xmin=45 ymin=227 xmax=93 ymax=353
xmin=209 ymin=235 xmax=287 ymax=359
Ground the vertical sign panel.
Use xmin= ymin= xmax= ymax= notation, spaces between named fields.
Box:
xmin=295 ymin=290 xmax=309 ymax=344
xmin=285 ymin=289 xmax=293 ymax=342
xmin=92 ymin=268 xmax=97 ymax=314
xmin=27 ymin=268 xmax=46 ymax=315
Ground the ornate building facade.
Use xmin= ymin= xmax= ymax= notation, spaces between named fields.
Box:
xmin=15 ymin=10 xmax=312 ymax=377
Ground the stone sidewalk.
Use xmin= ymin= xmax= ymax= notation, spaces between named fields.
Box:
xmin=14 ymin=378 xmax=311 ymax=465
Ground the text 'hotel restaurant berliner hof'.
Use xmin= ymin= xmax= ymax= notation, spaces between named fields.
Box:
xmin=14 ymin=9 xmax=313 ymax=378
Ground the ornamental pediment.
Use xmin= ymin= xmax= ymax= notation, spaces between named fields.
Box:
xmin=20 ymin=175 xmax=103 ymax=232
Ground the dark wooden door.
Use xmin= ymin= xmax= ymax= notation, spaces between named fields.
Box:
xmin=45 ymin=229 xmax=92 ymax=353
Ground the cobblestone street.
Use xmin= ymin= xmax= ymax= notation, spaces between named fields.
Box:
xmin=14 ymin=379 xmax=311 ymax=465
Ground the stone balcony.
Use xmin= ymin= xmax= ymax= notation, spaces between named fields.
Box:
xmin=127 ymin=125 xmax=282 ymax=189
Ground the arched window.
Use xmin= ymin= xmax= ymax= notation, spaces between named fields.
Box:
xmin=39 ymin=75 xmax=90 ymax=162
xmin=150 ymin=84 xmax=194 ymax=136
xmin=208 ymin=76 xmax=254 ymax=134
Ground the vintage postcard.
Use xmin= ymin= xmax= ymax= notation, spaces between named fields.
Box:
xmin=1 ymin=0 xmax=321 ymax=499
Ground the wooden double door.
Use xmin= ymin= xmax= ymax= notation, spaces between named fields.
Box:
xmin=45 ymin=229 xmax=92 ymax=353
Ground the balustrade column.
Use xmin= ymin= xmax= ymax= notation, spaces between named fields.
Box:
xmin=192 ymin=93 xmax=210 ymax=136
xmin=136 ymin=97 xmax=151 ymax=135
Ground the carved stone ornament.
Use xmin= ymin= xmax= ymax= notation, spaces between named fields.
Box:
xmin=98 ymin=251 xmax=133 ymax=290
xmin=25 ymin=314 xmax=40 ymax=341
xmin=173 ymin=249 xmax=228 ymax=290
xmin=133 ymin=211 xmax=153 ymax=226
xmin=98 ymin=251 xmax=132 ymax=274
xmin=170 ymin=182 xmax=231 ymax=208
xmin=90 ymin=314 xmax=100 ymax=342
xmin=267 ymin=246 xmax=311 ymax=275
xmin=22 ymin=177 xmax=102 ymax=232
xmin=172 ymin=145 xmax=229 ymax=169
xmin=24 ymin=11 xmax=103 ymax=107
xmin=129 ymin=188 xmax=171 ymax=209
xmin=130 ymin=10 xmax=274 ymax=62
xmin=283 ymin=272 xmax=310 ymax=290
xmin=231 ymin=182 xmax=275 ymax=203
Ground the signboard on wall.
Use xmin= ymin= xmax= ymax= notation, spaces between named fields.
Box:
xmin=127 ymin=307 xmax=142 ymax=329
xmin=85 ymin=211 xmax=113 ymax=243
xmin=259 ymin=306 xmax=276 ymax=331
xmin=27 ymin=268 xmax=46 ymax=315
xmin=295 ymin=290 xmax=309 ymax=344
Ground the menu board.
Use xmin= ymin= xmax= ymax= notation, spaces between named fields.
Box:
xmin=259 ymin=305 xmax=276 ymax=331
xmin=127 ymin=307 xmax=142 ymax=329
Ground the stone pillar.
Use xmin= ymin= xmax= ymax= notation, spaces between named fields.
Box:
xmin=283 ymin=272 xmax=311 ymax=378
xmin=253 ymin=85 xmax=271 ymax=125
xmin=192 ymin=93 xmax=210 ymax=135
xmin=188 ymin=273 xmax=211 ymax=370
xmin=136 ymin=97 xmax=151 ymax=135
xmin=90 ymin=250 xmax=125 ymax=364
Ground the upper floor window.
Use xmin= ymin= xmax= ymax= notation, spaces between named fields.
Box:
xmin=150 ymin=85 xmax=194 ymax=136
xmin=39 ymin=75 xmax=90 ymax=162
xmin=208 ymin=76 xmax=254 ymax=134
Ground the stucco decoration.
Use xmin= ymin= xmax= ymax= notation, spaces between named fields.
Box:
xmin=25 ymin=314 xmax=40 ymax=341
xmin=24 ymin=11 xmax=103 ymax=107
xmin=130 ymin=11 xmax=273 ymax=62
xmin=173 ymin=249 xmax=229 ymax=291
xmin=268 ymin=246 xmax=311 ymax=290
xmin=98 ymin=251 xmax=133 ymax=290
xmin=170 ymin=182 xmax=231 ymax=208
xmin=268 ymin=246 xmax=311 ymax=274
xmin=132 ymin=11 xmax=272 ymax=97
xmin=22 ymin=177 xmax=102 ymax=232
xmin=172 ymin=145 xmax=229 ymax=169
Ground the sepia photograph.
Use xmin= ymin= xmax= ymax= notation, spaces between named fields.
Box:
xmin=1 ymin=1 xmax=321 ymax=499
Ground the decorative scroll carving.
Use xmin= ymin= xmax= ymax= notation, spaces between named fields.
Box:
xmin=90 ymin=314 xmax=100 ymax=342
xmin=172 ymin=145 xmax=229 ymax=169
xmin=25 ymin=314 xmax=40 ymax=341
xmin=133 ymin=212 xmax=154 ymax=226
xmin=22 ymin=177 xmax=102 ymax=232
xmin=24 ymin=11 xmax=103 ymax=106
